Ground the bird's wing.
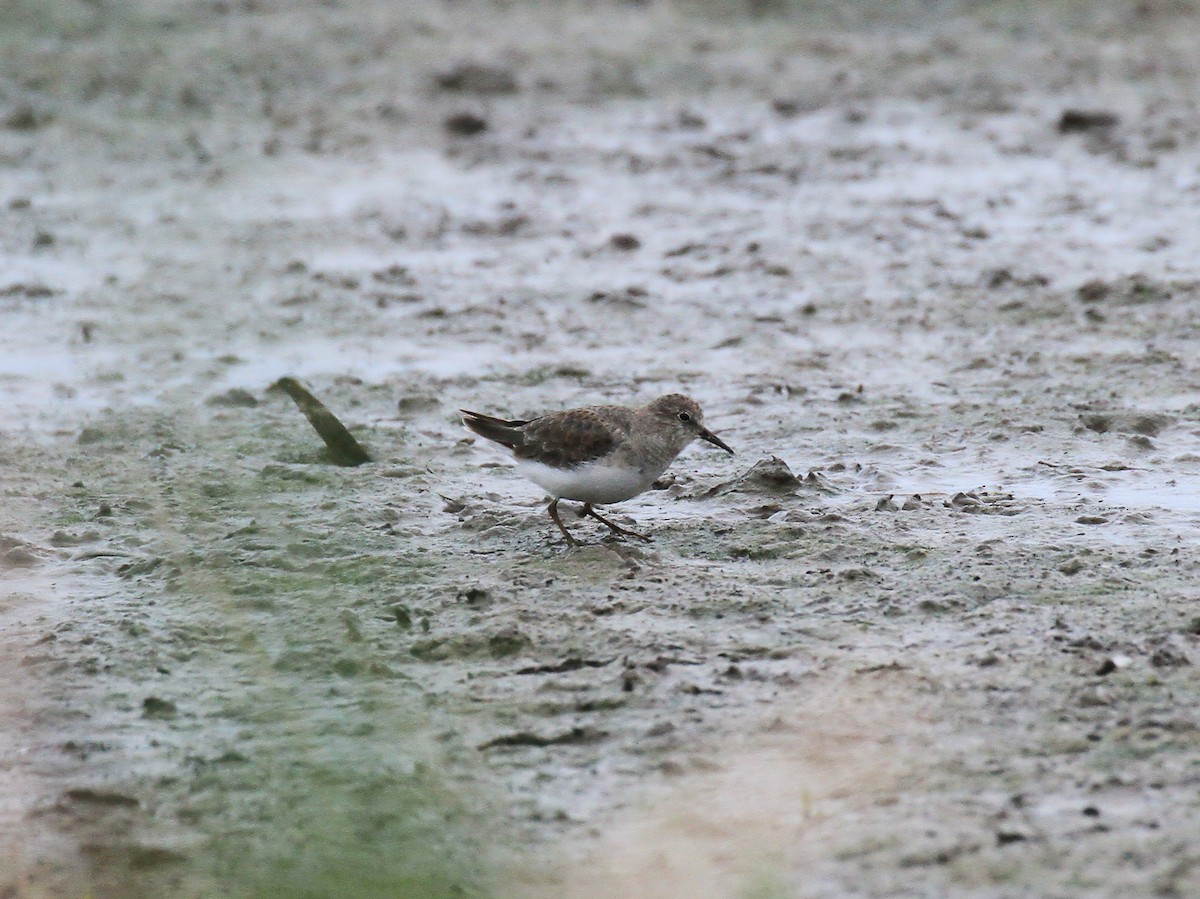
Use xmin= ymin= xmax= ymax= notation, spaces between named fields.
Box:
xmin=515 ymin=407 xmax=629 ymax=468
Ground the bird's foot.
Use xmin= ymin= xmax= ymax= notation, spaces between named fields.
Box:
xmin=582 ymin=504 xmax=652 ymax=542
xmin=547 ymin=499 xmax=580 ymax=548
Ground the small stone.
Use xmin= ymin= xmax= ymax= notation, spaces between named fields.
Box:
xmin=1095 ymin=654 xmax=1131 ymax=676
xmin=1058 ymin=109 xmax=1119 ymax=133
xmin=5 ymin=104 xmax=46 ymax=131
xmin=1149 ymin=648 xmax=1190 ymax=668
xmin=141 ymin=697 xmax=177 ymax=719
xmin=205 ymin=387 xmax=258 ymax=407
xmin=457 ymin=587 xmax=491 ymax=608
xmin=771 ymin=98 xmax=802 ymax=118
xmin=444 ymin=112 xmax=488 ymax=137
xmin=396 ymin=394 xmax=439 ymax=414
xmin=1077 ymin=280 xmax=1110 ymax=304
xmin=434 ymin=63 xmax=518 ymax=95
xmin=390 ymin=604 xmax=413 ymax=629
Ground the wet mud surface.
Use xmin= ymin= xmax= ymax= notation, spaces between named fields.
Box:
xmin=2 ymin=1 xmax=1200 ymax=896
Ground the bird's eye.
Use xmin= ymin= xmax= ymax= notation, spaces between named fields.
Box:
xmin=678 ymin=412 xmax=692 ymax=422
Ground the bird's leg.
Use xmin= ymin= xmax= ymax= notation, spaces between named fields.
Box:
xmin=547 ymin=498 xmax=578 ymax=548
xmin=581 ymin=503 xmax=652 ymax=542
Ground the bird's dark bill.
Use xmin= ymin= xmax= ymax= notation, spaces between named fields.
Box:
xmin=699 ymin=429 xmax=734 ymax=455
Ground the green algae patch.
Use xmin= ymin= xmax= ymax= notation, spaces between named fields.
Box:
xmin=23 ymin=404 xmax=503 ymax=899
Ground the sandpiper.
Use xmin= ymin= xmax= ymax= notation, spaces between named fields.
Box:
xmin=461 ymin=394 xmax=734 ymax=546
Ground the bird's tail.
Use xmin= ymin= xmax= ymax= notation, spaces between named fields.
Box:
xmin=460 ymin=409 xmax=529 ymax=450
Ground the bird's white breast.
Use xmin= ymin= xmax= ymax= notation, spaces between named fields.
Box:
xmin=516 ymin=459 xmax=653 ymax=505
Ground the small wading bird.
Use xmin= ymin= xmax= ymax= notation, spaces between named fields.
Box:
xmin=461 ymin=394 xmax=734 ymax=546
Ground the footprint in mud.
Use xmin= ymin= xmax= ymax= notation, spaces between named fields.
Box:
xmin=945 ymin=490 xmax=1024 ymax=515
xmin=1078 ymin=410 xmax=1173 ymax=437
xmin=409 ymin=624 xmax=532 ymax=662
xmin=871 ymin=490 xmax=1023 ymax=515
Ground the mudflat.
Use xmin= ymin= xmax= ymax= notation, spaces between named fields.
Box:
xmin=2 ymin=2 xmax=1199 ymax=896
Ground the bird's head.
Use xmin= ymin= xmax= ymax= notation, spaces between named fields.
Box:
xmin=644 ymin=394 xmax=734 ymax=455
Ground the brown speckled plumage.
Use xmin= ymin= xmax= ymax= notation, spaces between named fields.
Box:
xmin=517 ymin=407 xmax=627 ymax=468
